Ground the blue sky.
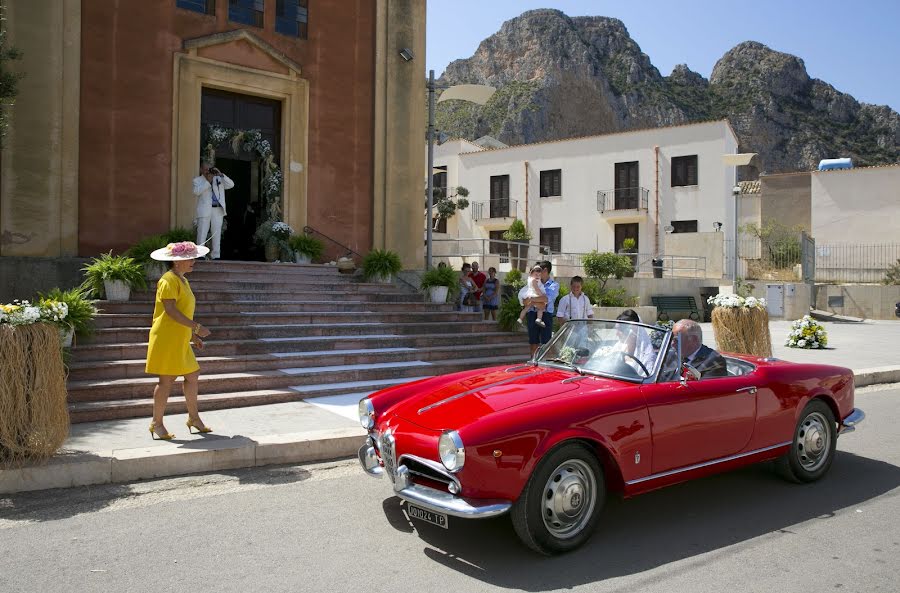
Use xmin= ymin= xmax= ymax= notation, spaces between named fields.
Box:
xmin=426 ymin=0 xmax=900 ymax=110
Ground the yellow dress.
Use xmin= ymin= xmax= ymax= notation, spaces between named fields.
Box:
xmin=145 ymin=271 xmax=200 ymax=377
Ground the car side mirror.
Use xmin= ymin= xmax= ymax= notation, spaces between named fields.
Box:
xmin=680 ymin=363 xmax=701 ymax=386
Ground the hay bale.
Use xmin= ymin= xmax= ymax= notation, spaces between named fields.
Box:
xmin=0 ymin=324 xmax=69 ymax=466
xmin=711 ymin=306 xmax=772 ymax=358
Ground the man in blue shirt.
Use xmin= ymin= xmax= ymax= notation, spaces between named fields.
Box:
xmin=522 ymin=260 xmax=559 ymax=357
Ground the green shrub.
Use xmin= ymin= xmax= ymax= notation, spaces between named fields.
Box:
xmin=497 ymin=295 xmax=524 ymax=332
xmin=502 ymin=219 xmax=532 ymax=241
xmin=80 ymin=252 xmax=147 ymax=298
xmin=504 ymin=268 xmax=526 ymax=290
xmin=420 ymin=266 xmax=460 ymax=299
xmin=289 ymin=234 xmax=325 ymax=260
xmin=362 ymin=249 xmax=403 ymax=280
xmin=162 ymin=227 xmax=195 ymax=244
xmin=36 ymin=287 xmax=98 ymax=337
xmin=883 ymin=260 xmax=900 ymax=285
xmin=126 ymin=234 xmax=168 ymax=266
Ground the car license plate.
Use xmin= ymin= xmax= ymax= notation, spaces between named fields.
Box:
xmin=406 ymin=503 xmax=448 ymax=529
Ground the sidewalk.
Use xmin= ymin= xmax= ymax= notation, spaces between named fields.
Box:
xmin=2 ymin=319 xmax=898 ymax=494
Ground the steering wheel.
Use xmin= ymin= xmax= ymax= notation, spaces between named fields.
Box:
xmin=621 ymin=352 xmax=650 ymax=378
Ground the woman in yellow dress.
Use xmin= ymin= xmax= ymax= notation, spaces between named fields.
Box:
xmin=146 ymin=241 xmax=213 ymax=440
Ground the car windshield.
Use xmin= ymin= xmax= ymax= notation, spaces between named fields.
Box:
xmin=536 ymin=320 xmax=669 ymax=381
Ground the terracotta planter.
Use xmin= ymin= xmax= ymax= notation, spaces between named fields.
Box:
xmin=104 ymin=279 xmax=131 ymax=302
xmin=264 ymin=242 xmax=279 ymax=262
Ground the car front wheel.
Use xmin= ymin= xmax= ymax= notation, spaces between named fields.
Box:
xmin=776 ymin=399 xmax=837 ymax=483
xmin=511 ymin=443 xmax=605 ymax=555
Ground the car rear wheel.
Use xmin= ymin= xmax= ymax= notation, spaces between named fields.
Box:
xmin=776 ymin=399 xmax=837 ymax=483
xmin=511 ymin=443 xmax=605 ymax=555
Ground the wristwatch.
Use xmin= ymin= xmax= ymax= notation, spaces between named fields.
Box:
xmin=192 ymin=323 xmax=201 ymax=335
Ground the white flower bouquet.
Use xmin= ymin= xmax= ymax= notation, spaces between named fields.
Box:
xmin=707 ymin=294 xmax=767 ymax=309
xmin=0 ymin=299 xmax=69 ymax=327
xmin=271 ymin=221 xmax=294 ymax=240
xmin=786 ymin=315 xmax=828 ymax=349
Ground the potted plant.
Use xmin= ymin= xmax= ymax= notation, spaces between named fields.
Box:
xmin=126 ymin=234 xmax=169 ymax=281
xmin=620 ymin=238 xmax=638 ymax=277
xmin=289 ymin=233 xmax=324 ymax=264
xmin=502 ymin=219 xmax=532 ymax=272
xmin=420 ymin=265 xmax=459 ymax=303
xmin=254 ymin=220 xmax=293 ymax=262
xmin=362 ymin=249 xmax=403 ymax=283
xmin=81 ymin=252 xmax=146 ymax=301
xmin=37 ymin=287 xmax=98 ymax=347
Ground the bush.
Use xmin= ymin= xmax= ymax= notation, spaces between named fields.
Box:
xmin=289 ymin=234 xmax=324 ymax=260
xmin=362 ymin=249 xmax=403 ymax=280
xmin=420 ymin=266 xmax=460 ymax=299
xmin=502 ymin=219 xmax=532 ymax=241
xmin=504 ymin=268 xmax=526 ymax=291
xmin=162 ymin=227 xmax=195 ymax=244
xmin=126 ymin=234 xmax=168 ymax=266
xmin=883 ymin=259 xmax=900 ymax=285
xmin=80 ymin=252 xmax=147 ymax=298
xmin=497 ymin=295 xmax=524 ymax=332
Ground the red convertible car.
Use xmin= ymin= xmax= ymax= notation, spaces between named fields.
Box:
xmin=357 ymin=319 xmax=864 ymax=554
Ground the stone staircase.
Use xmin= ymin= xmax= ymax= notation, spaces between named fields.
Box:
xmin=68 ymin=261 xmax=529 ymax=423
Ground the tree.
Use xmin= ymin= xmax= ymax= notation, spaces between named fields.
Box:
xmin=582 ymin=250 xmax=633 ymax=291
xmin=740 ymin=221 xmax=803 ymax=267
xmin=0 ymin=2 xmax=23 ymax=145
xmin=426 ymin=185 xmax=469 ymax=230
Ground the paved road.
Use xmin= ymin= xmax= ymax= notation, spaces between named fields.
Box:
xmin=2 ymin=386 xmax=899 ymax=593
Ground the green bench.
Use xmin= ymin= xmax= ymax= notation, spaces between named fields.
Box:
xmin=651 ymin=295 xmax=701 ymax=321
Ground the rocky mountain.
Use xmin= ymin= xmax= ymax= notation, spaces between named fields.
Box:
xmin=435 ymin=9 xmax=900 ymax=174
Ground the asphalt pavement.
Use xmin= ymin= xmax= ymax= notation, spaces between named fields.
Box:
xmin=1 ymin=384 xmax=898 ymax=593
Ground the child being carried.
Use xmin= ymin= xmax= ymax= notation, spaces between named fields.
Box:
xmin=518 ymin=265 xmax=549 ymax=327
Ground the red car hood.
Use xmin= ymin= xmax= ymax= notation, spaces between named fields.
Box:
xmin=390 ymin=366 xmax=580 ymax=430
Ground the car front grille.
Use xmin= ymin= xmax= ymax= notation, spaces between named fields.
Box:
xmin=380 ymin=431 xmax=397 ymax=483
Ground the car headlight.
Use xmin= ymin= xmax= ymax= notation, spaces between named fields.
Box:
xmin=358 ymin=398 xmax=375 ymax=430
xmin=438 ymin=430 xmax=465 ymax=472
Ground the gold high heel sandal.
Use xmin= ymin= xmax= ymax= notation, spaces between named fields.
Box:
xmin=186 ymin=417 xmax=213 ymax=434
xmin=149 ymin=422 xmax=175 ymax=440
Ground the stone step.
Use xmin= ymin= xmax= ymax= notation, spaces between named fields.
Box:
xmin=190 ymin=261 xmax=342 ymax=275
xmin=91 ymin=310 xmax=479 ymax=328
xmin=69 ymin=330 xmax=526 ymax=362
xmin=66 ymin=356 xmax=526 ymax=404
xmin=182 ymin=280 xmax=408 ymax=292
xmin=82 ymin=320 xmax=504 ymax=344
xmin=66 ymin=342 xmax=531 ymax=381
xmin=125 ymin=290 xmax=423 ymax=303
xmin=96 ymin=300 xmax=456 ymax=314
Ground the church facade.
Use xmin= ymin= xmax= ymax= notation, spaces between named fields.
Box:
xmin=0 ymin=0 xmax=425 ymax=265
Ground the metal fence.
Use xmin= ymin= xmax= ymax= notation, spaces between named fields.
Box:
xmin=431 ymin=239 xmax=708 ymax=279
xmin=733 ymin=235 xmax=900 ymax=284
xmin=471 ymin=199 xmax=519 ymax=221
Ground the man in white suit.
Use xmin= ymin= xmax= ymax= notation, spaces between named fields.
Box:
xmin=194 ymin=161 xmax=235 ymax=260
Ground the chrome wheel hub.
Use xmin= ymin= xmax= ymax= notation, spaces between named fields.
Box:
xmin=797 ymin=411 xmax=831 ymax=471
xmin=541 ymin=459 xmax=596 ymax=539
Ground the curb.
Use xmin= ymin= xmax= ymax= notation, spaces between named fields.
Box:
xmin=854 ymin=366 xmax=900 ymax=388
xmin=0 ymin=426 xmax=365 ymax=495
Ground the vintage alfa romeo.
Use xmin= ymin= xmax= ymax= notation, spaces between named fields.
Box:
xmin=357 ymin=319 xmax=864 ymax=554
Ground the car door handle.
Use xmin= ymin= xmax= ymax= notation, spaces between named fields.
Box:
xmin=736 ymin=386 xmax=758 ymax=394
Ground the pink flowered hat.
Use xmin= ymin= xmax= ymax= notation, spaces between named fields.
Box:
xmin=150 ymin=241 xmax=210 ymax=261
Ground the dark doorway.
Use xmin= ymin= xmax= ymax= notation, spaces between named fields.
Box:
xmin=215 ymin=158 xmax=262 ymax=261
xmin=614 ymin=161 xmax=639 ymax=209
xmin=200 ymin=88 xmax=282 ymax=261
xmin=615 ymin=223 xmax=639 ymax=273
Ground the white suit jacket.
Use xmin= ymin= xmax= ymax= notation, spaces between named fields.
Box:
xmin=193 ymin=174 xmax=235 ymax=218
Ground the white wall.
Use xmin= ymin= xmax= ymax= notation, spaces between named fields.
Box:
xmin=435 ymin=121 xmax=737 ymax=266
xmin=811 ymin=165 xmax=900 ymax=244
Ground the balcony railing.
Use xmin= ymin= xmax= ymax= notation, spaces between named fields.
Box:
xmin=597 ymin=187 xmax=649 ymax=213
xmin=472 ymin=199 xmax=518 ymax=221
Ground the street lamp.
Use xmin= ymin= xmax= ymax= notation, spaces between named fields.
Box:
xmin=721 ymin=152 xmax=758 ymax=287
xmin=426 ymin=70 xmax=495 ymax=269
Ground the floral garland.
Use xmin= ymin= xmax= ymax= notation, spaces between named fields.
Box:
xmin=786 ymin=315 xmax=828 ymax=349
xmin=204 ymin=125 xmax=283 ymax=223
